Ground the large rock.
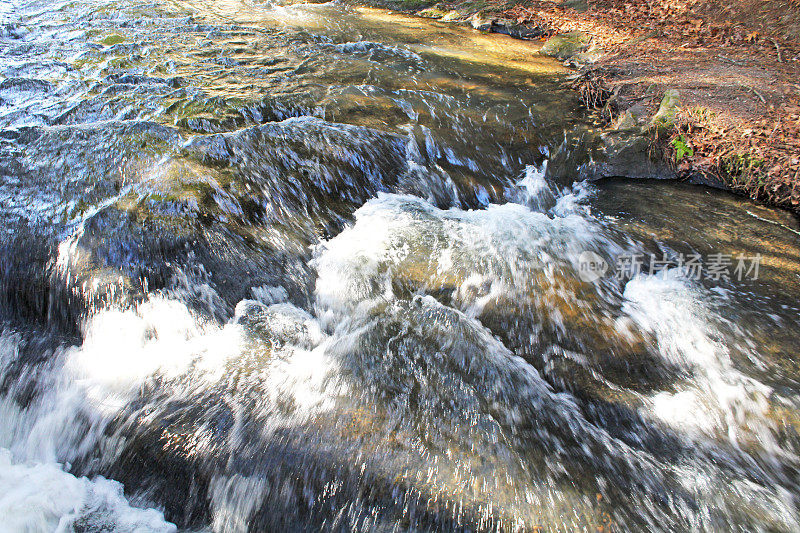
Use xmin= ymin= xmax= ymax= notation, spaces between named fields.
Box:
xmin=491 ymin=19 xmax=545 ymax=39
xmin=589 ymin=130 xmax=673 ymax=180
xmin=564 ymin=49 xmax=604 ymax=68
xmin=650 ymin=89 xmax=681 ymax=130
xmin=612 ymin=102 xmax=650 ymax=130
xmin=539 ymin=31 xmax=591 ymax=59
xmin=544 ymin=127 xmax=674 ymax=185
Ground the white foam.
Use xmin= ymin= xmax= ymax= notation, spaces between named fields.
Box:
xmin=0 ymin=292 xmax=340 ymax=531
xmin=209 ymin=474 xmax=268 ymax=533
xmin=0 ymin=448 xmax=175 ymax=533
xmin=313 ymin=192 xmax=598 ymax=319
xmin=70 ymin=298 xmax=243 ymax=394
xmin=233 ymin=300 xmax=341 ymax=421
xmin=516 ymin=163 xmax=553 ymax=209
xmin=623 ymin=271 xmax=781 ymax=453
xmin=250 ymin=284 xmax=289 ymax=305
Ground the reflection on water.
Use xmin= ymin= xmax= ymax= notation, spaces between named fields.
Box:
xmin=1 ymin=0 xmax=799 ymax=531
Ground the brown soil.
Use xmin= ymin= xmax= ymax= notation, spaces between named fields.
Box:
xmin=501 ymin=0 xmax=800 ymax=209
xmin=375 ymin=0 xmax=800 ymax=210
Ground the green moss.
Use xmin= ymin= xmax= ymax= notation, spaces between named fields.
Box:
xmin=417 ymin=5 xmax=447 ymax=17
xmin=650 ymin=89 xmax=681 ymax=129
xmin=100 ymin=34 xmax=125 ymax=46
xmin=721 ymin=152 xmax=764 ymax=182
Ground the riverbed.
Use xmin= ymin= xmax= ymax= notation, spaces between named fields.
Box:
xmin=1 ymin=0 xmax=800 ymax=531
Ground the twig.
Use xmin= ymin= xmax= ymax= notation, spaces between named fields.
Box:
xmin=770 ymin=38 xmax=783 ymax=63
xmin=746 ymin=210 xmax=800 ymax=237
xmin=750 ymin=87 xmax=766 ymax=103
xmin=717 ymin=55 xmax=746 ymax=66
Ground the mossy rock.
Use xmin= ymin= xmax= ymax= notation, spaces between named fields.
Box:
xmin=417 ymin=4 xmax=447 ymax=18
xmin=650 ymin=89 xmax=681 ymax=130
xmin=100 ymin=34 xmax=125 ymax=46
xmin=560 ymin=0 xmax=589 ymax=11
xmin=439 ymin=10 xmax=462 ymax=21
xmin=539 ymin=32 xmax=591 ymax=59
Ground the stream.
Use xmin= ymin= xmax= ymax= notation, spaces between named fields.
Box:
xmin=1 ymin=0 xmax=800 ymax=531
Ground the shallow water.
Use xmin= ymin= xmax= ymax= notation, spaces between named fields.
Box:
xmin=1 ymin=0 xmax=800 ymax=531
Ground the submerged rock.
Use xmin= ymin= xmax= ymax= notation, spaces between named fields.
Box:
xmin=540 ymin=31 xmax=591 ymax=59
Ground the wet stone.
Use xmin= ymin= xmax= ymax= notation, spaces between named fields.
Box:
xmin=540 ymin=31 xmax=592 ymax=59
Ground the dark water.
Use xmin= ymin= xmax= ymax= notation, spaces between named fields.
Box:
xmin=1 ymin=0 xmax=800 ymax=531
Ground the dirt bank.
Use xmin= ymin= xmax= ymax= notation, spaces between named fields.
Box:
xmin=353 ymin=0 xmax=800 ymax=212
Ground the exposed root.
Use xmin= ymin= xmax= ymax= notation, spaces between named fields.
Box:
xmin=565 ymin=69 xmax=613 ymax=111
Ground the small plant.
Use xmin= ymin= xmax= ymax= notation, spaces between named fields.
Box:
xmin=719 ymin=152 xmax=764 ymax=187
xmin=686 ymin=106 xmax=716 ymax=123
xmin=671 ymin=134 xmax=694 ymax=162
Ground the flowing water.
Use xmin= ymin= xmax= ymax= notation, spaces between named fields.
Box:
xmin=1 ymin=0 xmax=800 ymax=531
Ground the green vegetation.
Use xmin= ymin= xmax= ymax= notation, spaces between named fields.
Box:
xmin=671 ymin=135 xmax=693 ymax=162
xmin=720 ymin=152 xmax=764 ymax=182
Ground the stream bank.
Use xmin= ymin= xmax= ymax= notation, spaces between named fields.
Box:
xmin=354 ymin=0 xmax=800 ymax=213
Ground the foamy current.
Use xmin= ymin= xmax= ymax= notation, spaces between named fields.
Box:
xmin=2 ymin=0 xmax=799 ymax=529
